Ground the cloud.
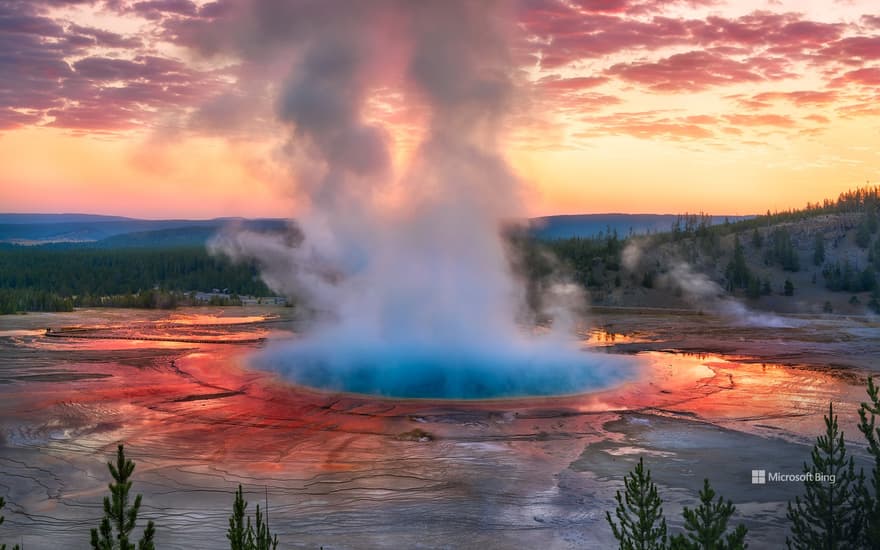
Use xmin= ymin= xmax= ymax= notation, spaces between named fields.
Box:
xmin=819 ymin=35 xmax=880 ymax=62
xmin=831 ymin=66 xmax=880 ymax=86
xmin=572 ymin=0 xmax=630 ymax=13
xmin=724 ymin=113 xmax=797 ymax=127
xmin=0 ymin=32 xmax=72 ymax=113
xmin=536 ymin=75 xmax=609 ymax=91
xmin=804 ymin=113 xmax=831 ymax=124
xmin=0 ymin=2 xmax=61 ymax=40
xmin=754 ymin=90 xmax=839 ymax=106
xmin=0 ymin=0 xmax=878 ymax=140
xmin=521 ymin=6 xmax=850 ymax=71
xmin=580 ymin=110 xmax=716 ymax=140
xmin=533 ymin=75 xmax=620 ymax=114
xmin=67 ymin=23 xmax=142 ymax=49
xmin=130 ymin=0 xmax=198 ymax=18
xmin=0 ymin=0 xmax=225 ymax=133
xmin=606 ymin=50 xmax=784 ymax=92
xmin=837 ymin=98 xmax=880 ymax=117
xmin=525 ymin=15 xmax=695 ymax=68
xmin=732 ymin=90 xmax=839 ymax=111
xmin=76 ymin=53 xmax=197 ymax=81
xmin=46 ymin=103 xmax=140 ymax=130
xmin=0 ymin=107 xmax=41 ymax=130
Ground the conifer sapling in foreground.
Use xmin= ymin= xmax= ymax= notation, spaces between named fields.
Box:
xmin=669 ymin=479 xmax=747 ymax=550
xmin=0 ymin=496 xmax=21 ymax=550
xmin=606 ymin=456 xmax=668 ymax=550
xmin=858 ymin=376 xmax=880 ymax=548
xmin=786 ymin=403 xmax=864 ymax=550
xmin=227 ymin=484 xmax=278 ymax=550
xmin=90 ymin=444 xmax=156 ymax=550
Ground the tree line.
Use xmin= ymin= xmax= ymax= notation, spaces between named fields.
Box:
xmin=720 ymin=185 xmax=880 ymax=235
xmin=0 ymin=246 xmax=272 ymax=314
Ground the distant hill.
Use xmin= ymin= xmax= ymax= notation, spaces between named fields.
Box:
xmin=83 ymin=220 xmax=290 ymax=248
xmin=0 ymin=212 xmax=754 ymax=247
xmin=83 ymin=226 xmax=223 ymax=248
xmin=530 ymin=214 xmax=752 ymax=240
xmin=0 ymin=215 xmax=287 ymax=247
xmin=0 ymin=213 xmax=134 ymax=224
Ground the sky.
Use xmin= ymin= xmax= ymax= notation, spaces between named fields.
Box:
xmin=0 ymin=0 xmax=878 ymax=219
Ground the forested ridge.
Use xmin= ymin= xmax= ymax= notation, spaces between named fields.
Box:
xmin=521 ymin=185 xmax=880 ymax=314
xmin=0 ymin=246 xmax=272 ymax=314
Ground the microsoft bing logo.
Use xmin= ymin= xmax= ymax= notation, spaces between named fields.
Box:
xmin=751 ymin=470 xmax=766 ymax=484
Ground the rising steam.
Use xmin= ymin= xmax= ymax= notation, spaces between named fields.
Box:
xmin=622 ymin=240 xmax=799 ymax=328
xmin=208 ymin=1 xmax=636 ymax=398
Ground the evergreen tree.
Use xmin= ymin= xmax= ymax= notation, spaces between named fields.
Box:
xmin=607 ymin=457 xmax=668 ymax=550
xmin=751 ymin=228 xmax=763 ymax=249
xmin=862 ymin=267 xmax=878 ymax=292
xmin=90 ymin=444 xmax=156 ymax=550
xmin=227 ymin=485 xmax=279 ymax=550
xmin=0 ymin=496 xmax=21 ymax=550
xmin=767 ymin=229 xmax=800 ymax=271
xmin=669 ymin=479 xmax=747 ymax=550
xmin=726 ymin=236 xmax=751 ymax=290
xmin=786 ymin=403 xmax=864 ymax=549
xmin=813 ymin=233 xmax=825 ymax=266
xmin=251 ymin=499 xmax=277 ymax=550
xmin=228 ymin=485 xmax=249 ymax=550
xmin=746 ymin=277 xmax=761 ymax=299
xmin=869 ymin=291 xmax=880 ymax=314
xmin=858 ymin=377 xmax=880 ymax=548
xmin=857 ymin=221 xmax=872 ymax=249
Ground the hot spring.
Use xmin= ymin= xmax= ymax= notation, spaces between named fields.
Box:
xmin=253 ymin=333 xmax=638 ymax=400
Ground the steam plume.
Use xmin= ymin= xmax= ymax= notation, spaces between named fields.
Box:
xmin=622 ymin=240 xmax=798 ymax=328
xmin=209 ymin=1 xmax=635 ymax=398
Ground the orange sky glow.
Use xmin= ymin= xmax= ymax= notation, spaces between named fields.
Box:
xmin=1 ymin=0 xmax=879 ymax=219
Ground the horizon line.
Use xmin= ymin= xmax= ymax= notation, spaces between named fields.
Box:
xmin=0 ymin=211 xmax=759 ymax=222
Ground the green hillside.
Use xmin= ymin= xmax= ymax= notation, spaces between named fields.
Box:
xmin=532 ymin=186 xmax=880 ymax=315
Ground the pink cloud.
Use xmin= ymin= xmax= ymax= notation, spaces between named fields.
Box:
xmin=819 ymin=35 xmax=880 ymax=62
xmin=580 ymin=110 xmax=716 ymax=140
xmin=752 ymin=90 xmax=839 ymax=106
xmin=520 ymin=5 xmax=859 ymax=76
xmin=606 ymin=50 xmax=780 ymax=92
xmin=1 ymin=0 xmax=878 ymax=137
xmin=0 ymin=107 xmax=42 ymax=130
xmin=572 ymin=0 xmax=629 ymax=13
xmin=724 ymin=113 xmax=797 ymax=127
xmin=831 ymin=67 xmax=880 ymax=86
xmin=837 ymin=98 xmax=880 ymax=117
xmin=804 ymin=114 xmax=830 ymax=124
xmin=536 ymin=75 xmax=609 ymax=90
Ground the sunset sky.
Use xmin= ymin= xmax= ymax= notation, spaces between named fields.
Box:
xmin=1 ymin=0 xmax=878 ymax=219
